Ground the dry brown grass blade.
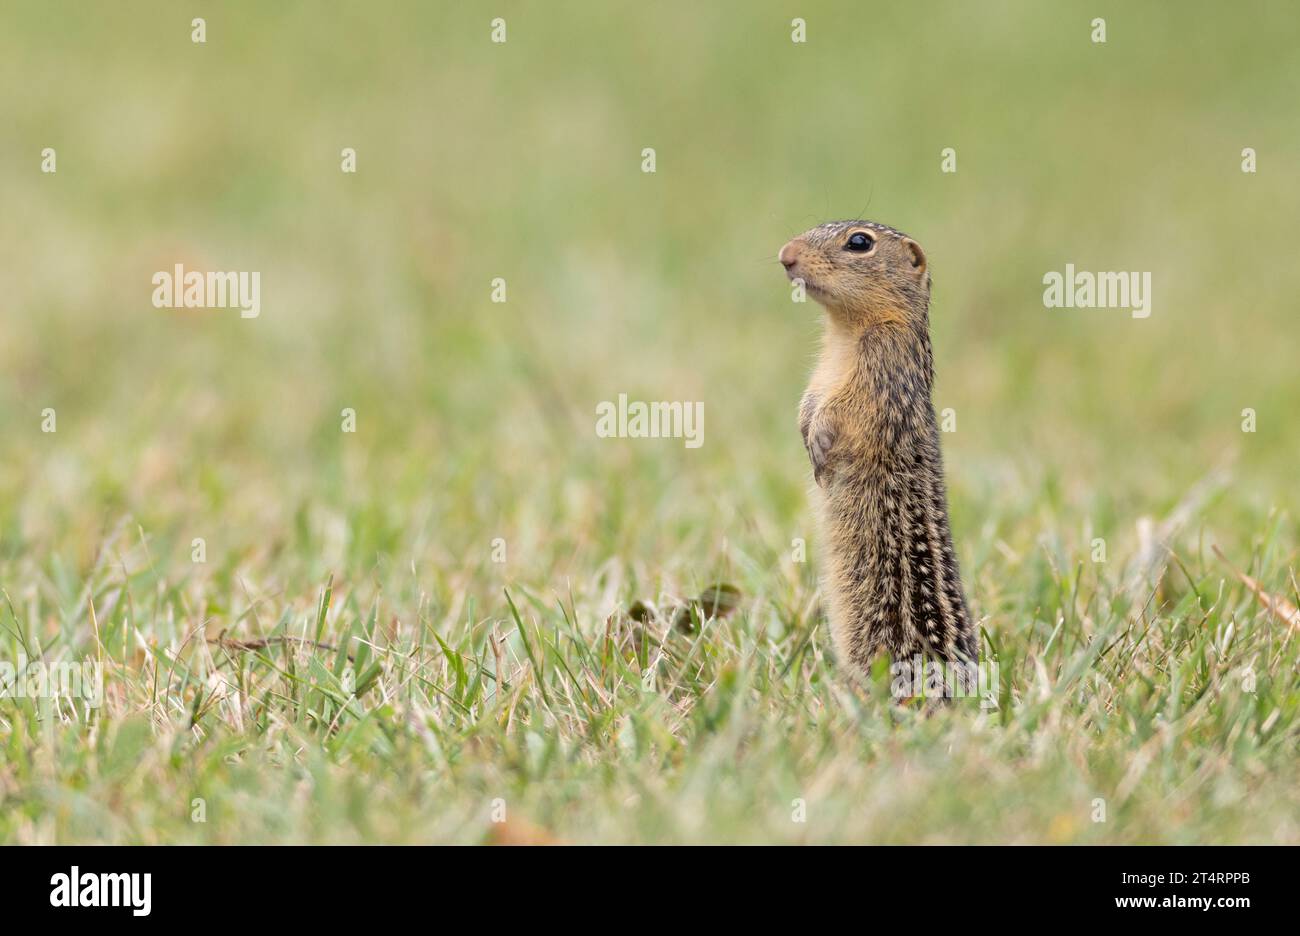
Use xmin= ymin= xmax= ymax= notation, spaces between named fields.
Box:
xmin=209 ymin=631 xmax=353 ymax=660
xmin=1211 ymin=545 xmax=1300 ymax=632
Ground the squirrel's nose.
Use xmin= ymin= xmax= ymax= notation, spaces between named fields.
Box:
xmin=779 ymin=240 xmax=801 ymax=270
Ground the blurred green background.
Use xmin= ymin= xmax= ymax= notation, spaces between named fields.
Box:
xmin=4 ymin=2 xmax=1298 ymax=580
xmin=1 ymin=2 xmax=1297 ymax=843
xmin=2 ymin=2 xmax=1297 ymax=582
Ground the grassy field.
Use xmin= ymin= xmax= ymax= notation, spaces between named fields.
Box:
xmin=1 ymin=1 xmax=1298 ymax=843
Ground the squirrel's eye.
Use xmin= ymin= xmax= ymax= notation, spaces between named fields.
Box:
xmin=845 ymin=232 xmax=874 ymax=252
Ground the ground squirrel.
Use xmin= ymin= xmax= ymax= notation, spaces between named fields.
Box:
xmin=780 ymin=220 xmax=978 ymax=680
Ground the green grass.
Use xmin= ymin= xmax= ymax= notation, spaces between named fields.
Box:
xmin=1 ymin=1 xmax=1298 ymax=843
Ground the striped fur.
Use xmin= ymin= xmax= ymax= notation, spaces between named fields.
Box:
xmin=784 ymin=220 xmax=977 ymax=676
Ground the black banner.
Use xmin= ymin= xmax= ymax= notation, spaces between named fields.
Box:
xmin=4 ymin=845 xmax=1282 ymax=921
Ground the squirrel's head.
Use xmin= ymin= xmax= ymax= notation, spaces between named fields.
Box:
xmin=779 ymin=220 xmax=931 ymax=328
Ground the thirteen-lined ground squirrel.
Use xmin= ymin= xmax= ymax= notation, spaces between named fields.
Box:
xmin=780 ymin=220 xmax=978 ymax=680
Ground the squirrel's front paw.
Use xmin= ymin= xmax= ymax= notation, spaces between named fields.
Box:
xmin=807 ymin=424 xmax=837 ymax=486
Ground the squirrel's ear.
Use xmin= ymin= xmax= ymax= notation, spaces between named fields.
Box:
xmin=901 ymin=238 xmax=927 ymax=276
